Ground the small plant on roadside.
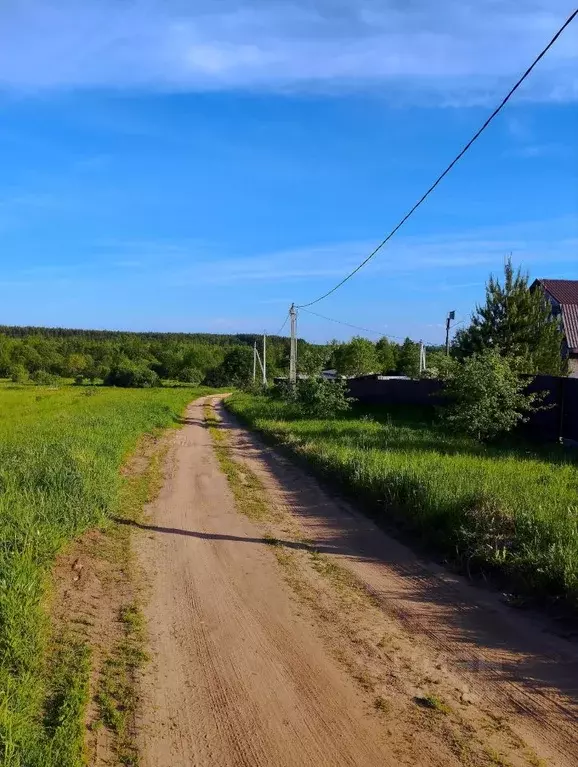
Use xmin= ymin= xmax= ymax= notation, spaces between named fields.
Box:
xmin=439 ymin=349 xmax=543 ymax=442
xmin=373 ymin=695 xmax=391 ymax=714
xmin=415 ymin=694 xmax=451 ymax=714
xmin=241 ymin=380 xmax=269 ymax=395
xmin=460 ymin=496 xmax=517 ymax=573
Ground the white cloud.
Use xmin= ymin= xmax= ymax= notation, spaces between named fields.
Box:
xmin=88 ymin=215 xmax=577 ymax=290
xmin=0 ymin=1 xmax=576 ymax=102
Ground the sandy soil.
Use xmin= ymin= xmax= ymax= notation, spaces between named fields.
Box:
xmin=134 ymin=396 xmax=578 ymax=767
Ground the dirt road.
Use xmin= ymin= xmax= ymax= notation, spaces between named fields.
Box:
xmin=134 ymin=396 xmax=578 ymax=767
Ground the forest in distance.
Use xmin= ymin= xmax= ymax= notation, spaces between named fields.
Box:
xmin=0 ymin=325 xmax=434 ymax=387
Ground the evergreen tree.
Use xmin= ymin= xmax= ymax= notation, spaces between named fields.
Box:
xmin=454 ymin=258 xmax=565 ymax=375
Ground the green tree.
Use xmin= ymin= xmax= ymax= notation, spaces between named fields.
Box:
xmin=454 ymin=258 xmax=565 ymax=375
xmin=207 ymin=346 xmax=253 ymax=386
xmin=440 ymin=349 xmax=542 ymax=441
xmin=397 ymin=338 xmax=420 ymax=377
xmin=332 ymin=337 xmax=377 ymax=376
xmin=297 ymin=342 xmax=330 ymax=377
xmin=8 ymin=363 xmax=29 ymax=384
xmin=65 ymin=353 xmax=90 ymax=378
xmin=375 ymin=337 xmax=397 ymax=373
xmin=421 ymin=349 xmax=455 ymax=379
xmin=0 ymin=336 xmax=14 ymax=376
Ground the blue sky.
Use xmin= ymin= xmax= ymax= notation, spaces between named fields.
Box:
xmin=0 ymin=1 xmax=577 ymax=344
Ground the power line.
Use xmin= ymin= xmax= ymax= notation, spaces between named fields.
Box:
xmin=300 ymin=307 xmax=439 ymax=346
xmin=296 ymin=8 xmax=578 ymax=309
xmin=275 ymin=312 xmax=290 ymax=336
xmin=301 ymin=307 xmax=394 ymax=338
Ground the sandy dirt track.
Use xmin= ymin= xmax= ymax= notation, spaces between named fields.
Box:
xmin=135 ymin=396 xmax=578 ymax=767
xmin=135 ymin=397 xmax=393 ymax=766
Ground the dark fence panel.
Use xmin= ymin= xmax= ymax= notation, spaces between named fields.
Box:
xmin=347 ymin=376 xmax=444 ymax=406
xmin=523 ymin=375 xmax=563 ymax=442
xmin=562 ymin=376 xmax=578 ymax=442
xmin=347 ymin=374 xmax=578 ymax=443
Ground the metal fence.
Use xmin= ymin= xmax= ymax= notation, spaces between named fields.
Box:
xmin=347 ymin=374 xmax=578 ymax=443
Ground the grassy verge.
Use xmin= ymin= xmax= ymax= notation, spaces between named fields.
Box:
xmin=95 ymin=603 xmax=147 ymax=767
xmin=204 ymin=402 xmax=271 ymax=522
xmin=225 ymin=394 xmax=578 ymax=606
xmin=90 ymin=430 xmax=171 ymax=765
xmin=0 ymin=385 xmax=219 ymax=767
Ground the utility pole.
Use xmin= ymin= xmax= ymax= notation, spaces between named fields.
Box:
xmin=419 ymin=341 xmax=426 ymax=374
xmin=262 ymin=332 xmax=267 ymax=386
xmin=253 ymin=341 xmax=257 ymax=383
xmin=445 ymin=310 xmax=455 ymax=356
xmin=289 ymin=303 xmax=297 ymax=384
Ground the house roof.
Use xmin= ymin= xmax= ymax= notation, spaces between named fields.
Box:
xmin=537 ymin=279 xmax=578 ymax=305
xmin=534 ymin=279 xmax=578 ymax=352
xmin=563 ymin=304 xmax=578 ymax=351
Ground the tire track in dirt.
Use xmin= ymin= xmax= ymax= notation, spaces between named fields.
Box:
xmin=134 ymin=397 xmax=397 ymax=766
xmin=217 ymin=397 xmax=578 ymax=767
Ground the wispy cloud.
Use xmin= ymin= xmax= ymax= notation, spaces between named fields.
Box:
xmin=503 ymin=143 xmax=571 ymax=158
xmin=0 ymin=1 xmax=576 ymax=103
xmin=86 ymin=215 xmax=578 ymax=290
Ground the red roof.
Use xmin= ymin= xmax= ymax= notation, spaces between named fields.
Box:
xmin=538 ymin=279 xmax=578 ymax=305
xmin=563 ymin=304 xmax=578 ymax=351
xmin=533 ymin=279 xmax=578 ymax=353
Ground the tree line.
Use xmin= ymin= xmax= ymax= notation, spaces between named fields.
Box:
xmin=0 ymin=258 xmax=566 ymax=387
xmin=0 ymin=325 xmax=436 ymax=387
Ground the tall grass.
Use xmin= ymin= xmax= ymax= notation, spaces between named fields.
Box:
xmin=0 ymin=384 xmax=213 ymax=766
xmin=227 ymin=394 xmax=578 ymax=605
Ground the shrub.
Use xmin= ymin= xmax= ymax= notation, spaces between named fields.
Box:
xmin=177 ymin=366 xmax=202 ymax=385
xmin=30 ymin=370 xmax=61 ymax=386
xmin=103 ymin=364 xmax=160 ymax=388
xmin=9 ymin=363 xmax=29 ymax=384
xmin=292 ymin=378 xmax=354 ymax=418
xmin=439 ymin=349 xmax=542 ymax=441
xmin=271 ymin=379 xmax=298 ymax=402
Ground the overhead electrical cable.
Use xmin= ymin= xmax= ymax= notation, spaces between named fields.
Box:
xmin=296 ymin=8 xmax=578 ymax=309
xmin=275 ymin=312 xmax=290 ymax=336
xmin=300 ymin=307 xmax=439 ymax=346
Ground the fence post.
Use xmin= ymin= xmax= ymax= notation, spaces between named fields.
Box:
xmin=559 ymin=376 xmax=566 ymax=442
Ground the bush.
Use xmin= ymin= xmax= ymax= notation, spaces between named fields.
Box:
xmin=177 ymin=366 xmax=202 ymax=385
xmin=278 ymin=378 xmax=354 ymax=418
xmin=439 ymin=349 xmax=542 ymax=441
xmin=103 ymin=364 xmax=160 ymax=388
xmin=8 ymin=363 xmax=29 ymax=384
xmin=30 ymin=370 xmax=61 ymax=386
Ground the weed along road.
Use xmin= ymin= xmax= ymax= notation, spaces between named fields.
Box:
xmin=134 ymin=396 xmax=578 ymax=767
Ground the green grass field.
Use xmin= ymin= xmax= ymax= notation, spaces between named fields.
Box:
xmin=0 ymin=383 xmax=214 ymax=767
xmin=227 ymin=394 xmax=578 ymax=606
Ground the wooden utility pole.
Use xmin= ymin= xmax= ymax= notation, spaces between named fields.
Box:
xmin=445 ymin=311 xmax=455 ymax=356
